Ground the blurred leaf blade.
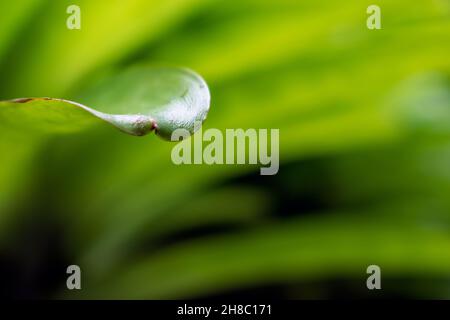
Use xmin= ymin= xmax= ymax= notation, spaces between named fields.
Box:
xmin=0 ymin=0 xmax=208 ymax=97
xmin=76 ymin=207 xmax=450 ymax=299
xmin=0 ymin=0 xmax=44 ymax=62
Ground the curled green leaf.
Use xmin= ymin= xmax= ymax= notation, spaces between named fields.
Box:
xmin=0 ymin=67 xmax=210 ymax=140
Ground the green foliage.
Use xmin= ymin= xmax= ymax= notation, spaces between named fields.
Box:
xmin=0 ymin=0 xmax=449 ymax=299
xmin=0 ymin=67 xmax=210 ymax=138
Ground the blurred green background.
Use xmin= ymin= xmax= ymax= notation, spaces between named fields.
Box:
xmin=0 ymin=0 xmax=449 ymax=299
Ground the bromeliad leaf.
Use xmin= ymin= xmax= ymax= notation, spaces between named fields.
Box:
xmin=0 ymin=67 xmax=210 ymax=140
